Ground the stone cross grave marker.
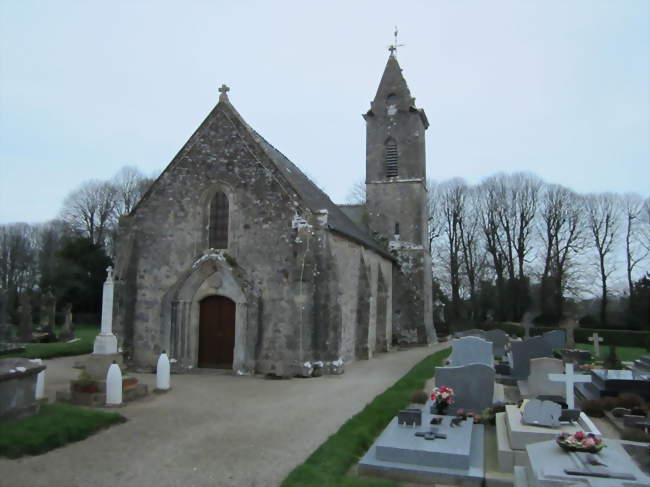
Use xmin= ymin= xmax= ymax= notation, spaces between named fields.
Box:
xmin=548 ymin=363 xmax=591 ymax=409
xmin=60 ymin=303 xmax=74 ymax=341
xmin=520 ymin=311 xmax=535 ymax=339
xmin=559 ymin=316 xmax=578 ymax=348
xmin=521 ymin=399 xmax=562 ymax=428
xmin=588 ymin=332 xmax=604 ymax=357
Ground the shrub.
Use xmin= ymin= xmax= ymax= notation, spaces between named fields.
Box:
xmin=617 ymin=393 xmax=646 ymax=410
xmin=601 ymin=396 xmax=618 ymax=411
xmin=410 ymin=390 xmax=428 ymax=404
xmin=621 ymin=428 xmax=650 ymax=443
xmin=582 ymin=399 xmax=605 ymax=417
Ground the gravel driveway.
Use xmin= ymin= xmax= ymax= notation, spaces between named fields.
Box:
xmin=1 ymin=343 xmax=448 ymax=487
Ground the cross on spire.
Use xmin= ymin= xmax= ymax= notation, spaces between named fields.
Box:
xmin=218 ymin=83 xmax=230 ymax=101
xmin=388 ymin=26 xmax=405 ymax=55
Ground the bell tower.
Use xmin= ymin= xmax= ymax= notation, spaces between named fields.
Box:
xmin=364 ymin=52 xmax=436 ymax=344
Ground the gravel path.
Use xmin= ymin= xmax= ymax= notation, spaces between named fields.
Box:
xmin=1 ymin=343 xmax=448 ymax=487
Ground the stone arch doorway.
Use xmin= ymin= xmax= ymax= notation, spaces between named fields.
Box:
xmin=198 ymin=295 xmax=236 ymax=368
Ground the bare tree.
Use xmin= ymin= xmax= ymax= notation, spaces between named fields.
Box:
xmin=458 ymin=186 xmax=485 ymax=320
xmin=584 ymin=193 xmax=619 ymax=325
xmin=112 ymin=166 xmax=152 ymax=217
xmin=0 ymin=223 xmax=39 ymax=319
xmin=622 ymin=194 xmax=650 ymax=309
xmin=345 ymin=179 xmax=366 ymax=205
xmin=60 ymin=180 xmax=117 ymax=246
xmin=539 ymin=185 xmax=585 ymax=320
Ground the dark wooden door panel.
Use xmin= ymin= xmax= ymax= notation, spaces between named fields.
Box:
xmin=199 ymin=296 xmax=235 ymax=368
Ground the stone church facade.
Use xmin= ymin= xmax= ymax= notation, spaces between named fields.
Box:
xmin=112 ymin=53 xmax=436 ymax=376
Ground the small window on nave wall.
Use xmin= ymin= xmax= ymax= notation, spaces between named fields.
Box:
xmin=209 ymin=191 xmax=229 ymax=249
xmin=385 ymin=139 xmax=398 ymax=177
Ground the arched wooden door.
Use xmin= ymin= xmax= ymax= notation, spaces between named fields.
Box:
xmin=198 ymin=296 xmax=236 ymax=368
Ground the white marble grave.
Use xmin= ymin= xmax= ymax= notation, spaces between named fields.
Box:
xmin=588 ymin=332 xmax=604 ymax=357
xmin=93 ymin=266 xmax=118 ymax=355
xmin=516 ymin=439 xmax=650 ymax=487
xmin=496 ymin=400 xmax=601 ymax=473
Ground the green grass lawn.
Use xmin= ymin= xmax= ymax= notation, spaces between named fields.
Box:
xmin=280 ymin=348 xmax=451 ymax=487
xmin=4 ymin=324 xmax=98 ymax=359
xmin=0 ymin=403 xmax=126 ymax=458
xmin=575 ymin=343 xmax=647 ymax=362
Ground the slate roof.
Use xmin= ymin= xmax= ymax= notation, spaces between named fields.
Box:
xmin=246 ymin=127 xmax=393 ymax=260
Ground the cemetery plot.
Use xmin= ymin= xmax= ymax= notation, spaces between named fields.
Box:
xmin=576 ymin=369 xmax=650 ymax=403
xmin=449 ymin=336 xmax=493 ymax=367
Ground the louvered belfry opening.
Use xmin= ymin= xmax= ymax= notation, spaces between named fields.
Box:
xmin=385 ymin=140 xmax=398 ymax=177
xmin=209 ymin=191 xmax=229 ymax=249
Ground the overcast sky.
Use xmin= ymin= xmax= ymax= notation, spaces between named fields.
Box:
xmin=1 ymin=0 xmax=648 ymax=224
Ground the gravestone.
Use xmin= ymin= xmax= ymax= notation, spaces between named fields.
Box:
xmin=93 ymin=266 xmax=118 ymax=354
xmin=559 ymin=316 xmax=578 ymax=348
xmin=518 ymin=357 xmax=565 ymax=399
xmin=40 ymin=290 xmax=56 ymax=333
xmin=588 ymin=332 xmax=604 ymax=357
xmin=435 ymin=363 xmax=495 ymax=413
xmin=576 ymin=369 xmax=650 ymax=402
xmin=522 ymin=439 xmax=650 ymax=487
xmin=59 ymin=303 xmax=74 ymax=341
xmin=548 ymin=363 xmax=591 ymax=409
xmin=521 ymin=399 xmax=561 ymax=428
xmin=541 ymin=329 xmax=565 ymax=350
xmin=455 ymin=328 xmax=486 ymax=339
xmin=510 ymin=336 xmax=553 ymax=380
xmin=449 ymin=336 xmax=493 ymax=367
xmin=0 ymin=357 xmax=46 ymax=421
xmin=484 ymin=329 xmax=509 ymax=357
xmin=520 ymin=311 xmax=536 ymax=339
xmin=18 ymin=294 xmax=32 ymax=342
xmin=359 ymin=407 xmax=485 ymax=485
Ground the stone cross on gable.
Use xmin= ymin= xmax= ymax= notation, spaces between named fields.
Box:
xmin=588 ymin=332 xmax=604 ymax=357
xmin=218 ymin=84 xmax=230 ymax=101
xmin=548 ymin=363 xmax=591 ymax=409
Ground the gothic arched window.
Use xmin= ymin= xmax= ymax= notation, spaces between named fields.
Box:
xmin=208 ymin=191 xmax=229 ymax=249
xmin=385 ymin=139 xmax=398 ymax=177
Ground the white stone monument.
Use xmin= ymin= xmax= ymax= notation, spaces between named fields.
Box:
xmin=31 ymin=358 xmax=45 ymax=400
xmin=155 ymin=351 xmax=171 ymax=392
xmin=93 ymin=266 xmax=118 ymax=355
xmin=105 ymin=361 xmax=123 ymax=406
xmin=548 ymin=363 xmax=591 ymax=409
xmin=588 ymin=331 xmax=604 ymax=357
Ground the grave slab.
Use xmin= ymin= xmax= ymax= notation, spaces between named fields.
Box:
xmin=0 ymin=357 xmax=46 ymax=421
xmin=359 ymin=416 xmax=485 ymax=486
xmin=523 ymin=439 xmax=650 ymax=486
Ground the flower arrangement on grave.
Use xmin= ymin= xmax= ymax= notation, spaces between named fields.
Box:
xmin=431 ymin=386 xmax=454 ymax=415
xmin=556 ymin=431 xmax=605 ymax=453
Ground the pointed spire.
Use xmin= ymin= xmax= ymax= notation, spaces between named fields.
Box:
xmin=371 ymin=53 xmax=413 ymax=109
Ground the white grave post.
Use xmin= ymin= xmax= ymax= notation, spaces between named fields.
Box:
xmin=588 ymin=332 xmax=604 ymax=357
xmin=31 ymin=358 xmax=45 ymax=400
xmin=105 ymin=361 xmax=123 ymax=406
xmin=155 ymin=351 xmax=171 ymax=392
xmin=93 ymin=266 xmax=118 ymax=354
xmin=548 ymin=363 xmax=591 ymax=409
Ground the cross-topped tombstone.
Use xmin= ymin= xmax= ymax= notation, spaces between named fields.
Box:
xmin=548 ymin=363 xmax=591 ymax=409
xmin=520 ymin=311 xmax=535 ymax=339
xmin=559 ymin=315 xmax=578 ymax=348
xmin=588 ymin=332 xmax=604 ymax=357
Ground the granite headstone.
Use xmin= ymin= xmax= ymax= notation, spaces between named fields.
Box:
xmin=449 ymin=336 xmax=493 ymax=367
xmin=435 ymin=363 xmax=495 ymax=413
xmin=521 ymin=399 xmax=561 ymax=428
xmin=485 ymin=329 xmax=509 ymax=357
xmin=542 ymin=329 xmax=566 ymax=350
xmin=510 ymin=336 xmax=553 ymax=379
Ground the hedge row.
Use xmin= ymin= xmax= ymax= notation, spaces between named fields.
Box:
xmin=480 ymin=322 xmax=650 ymax=350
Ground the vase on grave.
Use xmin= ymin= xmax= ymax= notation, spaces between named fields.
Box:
xmin=430 ymin=385 xmax=454 ymax=416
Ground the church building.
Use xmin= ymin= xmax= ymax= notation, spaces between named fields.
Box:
xmin=112 ymin=52 xmax=436 ymax=376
